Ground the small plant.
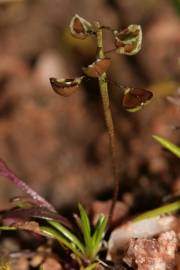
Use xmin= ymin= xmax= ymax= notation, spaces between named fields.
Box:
xmin=0 ymin=14 xmax=154 ymax=269
xmin=41 ymin=204 xmax=107 ymax=269
xmin=50 ymin=14 xmax=153 ymax=223
xmin=0 ymin=160 xmax=107 ymax=269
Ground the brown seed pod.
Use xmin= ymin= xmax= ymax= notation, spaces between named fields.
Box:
xmin=69 ymin=14 xmax=93 ymax=39
xmin=122 ymin=87 xmax=153 ymax=112
xmin=49 ymin=76 xmax=84 ymax=97
xmin=113 ymin=25 xmax=142 ymax=55
xmin=82 ymin=58 xmax=111 ymax=78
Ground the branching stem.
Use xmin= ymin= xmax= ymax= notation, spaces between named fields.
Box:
xmin=95 ymin=22 xmax=119 ymax=225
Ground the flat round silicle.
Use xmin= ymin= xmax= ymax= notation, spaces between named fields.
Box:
xmin=82 ymin=58 xmax=111 ymax=78
xmin=49 ymin=76 xmax=84 ymax=97
xmin=122 ymin=87 xmax=153 ymax=112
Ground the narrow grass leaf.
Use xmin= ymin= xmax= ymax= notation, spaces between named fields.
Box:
xmin=153 ymin=135 xmax=180 ymax=158
xmin=134 ymin=200 xmax=180 ymax=222
xmin=92 ymin=215 xmax=107 ymax=245
xmin=78 ymin=204 xmax=91 ymax=246
xmin=47 ymin=220 xmax=85 ymax=253
xmin=40 ymin=226 xmax=83 ymax=259
xmin=78 ymin=204 xmax=96 ymax=259
xmin=92 ymin=215 xmax=107 ymax=256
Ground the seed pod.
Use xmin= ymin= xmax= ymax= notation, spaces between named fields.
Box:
xmin=122 ymin=87 xmax=153 ymax=112
xmin=69 ymin=14 xmax=94 ymax=39
xmin=49 ymin=76 xmax=84 ymax=97
xmin=82 ymin=58 xmax=111 ymax=78
xmin=113 ymin=25 xmax=142 ymax=55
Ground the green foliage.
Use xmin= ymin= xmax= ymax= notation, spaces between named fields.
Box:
xmin=134 ymin=200 xmax=180 ymax=222
xmin=153 ymin=135 xmax=180 ymax=158
xmin=0 ymin=204 xmax=107 ymax=269
xmin=41 ymin=204 xmax=107 ymax=267
xmin=49 ymin=14 xmax=153 ymax=226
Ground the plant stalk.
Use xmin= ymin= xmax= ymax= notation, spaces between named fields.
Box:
xmin=133 ymin=200 xmax=180 ymax=222
xmin=95 ymin=22 xmax=119 ymax=224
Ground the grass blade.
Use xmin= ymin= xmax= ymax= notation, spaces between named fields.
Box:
xmin=153 ymin=135 xmax=180 ymax=158
xmin=40 ymin=226 xmax=83 ymax=259
xmin=47 ymin=220 xmax=85 ymax=253
xmin=78 ymin=204 xmax=98 ymax=260
xmin=92 ymin=215 xmax=107 ymax=245
xmin=134 ymin=200 xmax=180 ymax=222
xmin=78 ymin=204 xmax=92 ymax=248
xmin=92 ymin=215 xmax=107 ymax=256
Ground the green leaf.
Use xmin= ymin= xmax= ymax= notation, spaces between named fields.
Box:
xmin=47 ymin=220 xmax=85 ymax=253
xmin=134 ymin=200 xmax=180 ymax=222
xmin=153 ymin=135 xmax=180 ymax=158
xmin=78 ymin=204 xmax=91 ymax=246
xmin=78 ymin=204 xmax=92 ymax=257
xmin=40 ymin=226 xmax=83 ymax=259
xmin=92 ymin=215 xmax=107 ymax=256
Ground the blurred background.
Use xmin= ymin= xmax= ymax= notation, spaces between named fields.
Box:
xmin=0 ymin=0 xmax=179 ymax=215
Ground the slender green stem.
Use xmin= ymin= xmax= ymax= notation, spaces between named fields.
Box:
xmin=95 ymin=22 xmax=119 ymax=224
xmin=153 ymin=135 xmax=180 ymax=158
xmin=133 ymin=200 xmax=180 ymax=222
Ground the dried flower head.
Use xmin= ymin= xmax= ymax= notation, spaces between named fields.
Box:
xmin=113 ymin=25 xmax=142 ymax=55
xmin=69 ymin=14 xmax=94 ymax=39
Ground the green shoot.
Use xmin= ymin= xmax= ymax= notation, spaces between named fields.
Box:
xmin=0 ymin=205 xmax=107 ymax=268
xmin=134 ymin=200 xmax=180 ymax=222
xmin=153 ymin=135 xmax=180 ymax=158
xmin=78 ymin=204 xmax=93 ymax=258
xmin=42 ymin=204 xmax=107 ymax=265
xmin=40 ymin=226 xmax=84 ymax=259
xmin=47 ymin=220 xmax=85 ymax=253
